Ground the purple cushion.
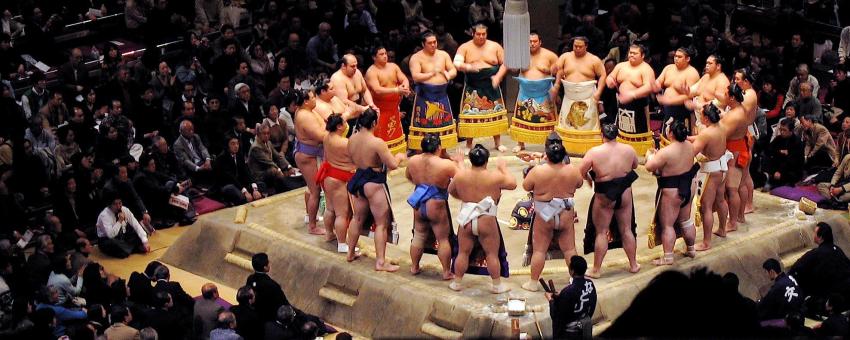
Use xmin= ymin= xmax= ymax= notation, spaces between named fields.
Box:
xmin=769 ymin=185 xmax=826 ymax=203
xmin=192 ymin=196 xmax=226 ymax=215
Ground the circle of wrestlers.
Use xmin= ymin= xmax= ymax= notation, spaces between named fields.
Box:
xmin=294 ymin=25 xmax=758 ymax=294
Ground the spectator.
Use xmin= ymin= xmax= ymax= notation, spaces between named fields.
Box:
xmin=58 ymin=48 xmax=90 ymax=100
xmin=145 ymin=291 xmax=185 ymax=340
xmin=153 ymin=266 xmax=195 ymax=317
xmin=574 ymin=15 xmax=605 ymax=57
xmin=134 ymin=153 xmax=195 ymax=227
xmin=222 ymin=116 xmax=253 ymax=160
xmin=757 ymin=258 xmax=803 ymax=323
xmin=70 ymin=238 xmax=93 ymax=275
xmin=765 ymin=118 xmax=804 ymax=189
xmin=25 ymin=234 xmax=54 ymax=289
xmin=211 ymin=39 xmax=243 ymax=95
xmin=194 ymin=283 xmax=224 ymax=340
xmin=134 ymin=86 xmax=167 ymax=145
xmin=35 ymin=285 xmax=87 ymax=337
xmin=796 ymin=82 xmax=822 ymax=122
xmin=245 ymin=253 xmax=289 ymax=322
xmin=125 ymin=0 xmax=149 ymax=32
xmin=789 ymin=222 xmax=850 ymax=316
xmin=813 ymin=294 xmax=849 ymax=336
xmin=266 ymin=75 xmax=292 ymax=110
xmin=95 ymin=196 xmax=151 ymax=258
xmin=839 ymin=25 xmax=849 ymax=65
xmin=547 ymin=256 xmax=596 ymax=339
xmin=173 ymin=120 xmax=213 ymax=184
xmin=86 ymin=303 xmax=108 ymax=336
xmin=129 ymin=261 xmax=162 ymax=307
xmin=306 ymin=22 xmax=338 ymax=74
xmin=825 ymin=66 xmax=849 ymax=113
xmin=82 ymin=262 xmax=112 ymax=307
xmin=263 ymin=104 xmax=289 ymax=155
xmin=20 ymin=71 xmax=49 ymax=120
xmin=152 ymin=136 xmax=187 ymax=181
xmin=837 ymin=117 xmax=850 ymax=160
xmin=210 ymin=311 xmax=241 ymax=340
xmin=228 ymin=83 xmax=263 ymax=127
xmin=230 ymin=286 xmax=261 ymax=340
xmin=262 ymin=305 xmax=297 ymax=339
xmin=784 ymin=64 xmax=820 ymax=106
xmin=105 ymin=305 xmax=141 ymax=340
xmin=105 ymin=163 xmax=153 ymax=232
xmin=24 ymin=115 xmax=56 ymax=154
xmin=247 ymin=44 xmax=273 ymax=87
xmin=54 ymin=127 xmax=80 ymax=174
xmin=800 ymin=114 xmax=838 ymax=172
xmin=278 ymin=34 xmax=307 ymax=75
xmin=39 ymin=91 xmax=68 ymax=129
xmin=247 ymin=123 xmax=298 ymax=195
xmin=212 ymin=136 xmax=261 ymax=206
xmin=227 ymin=62 xmax=264 ymax=105
xmin=196 ymin=0 xmax=224 ymax=28
xmin=141 ymin=327 xmax=160 ymax=340
xmin=46 ymin=254 xmax=83 ymax=306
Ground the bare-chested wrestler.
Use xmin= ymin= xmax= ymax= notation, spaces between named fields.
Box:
xmin=366 ymin=46 xmax=411 ymax=154
xmin=521 ymin=136 xmax=583 ymax=291
xmin=405 ymin=134 xmax=458 ymax=279
xmin=331 ymin=54 xmax=378 ymax=114
xmin=449 ymin=144 xmax=516 ymax=293
xmin=732 ymin=69 xmax=758 ymax=220
xmin=579 ymin=124 xmax=640 ymax=278
xmin=454 ymin=24 xmax=509 ymax=152
xmin=605 ymin=44 xmax=656 ymax=138
xmin=687 ymin=55 xmax=730 ymax=118
xmin=409 ymin=31 xmax=459 ymax=151
xmin=655 ymin=47 xmax=700 ymax=134
xmin=346 ymin=109 xmax=407 ymax=271
xmin=691 ymin=104 xmax=731 ymax=250
xmin=719 ymin=83 xmax=754 ymax=234
xmin=293 ymin=89 xmax=327 ymax=235
xmin=314 ymin=80 xmax=365 ymax=123
xmin=510 ymin=32 xmax=559 ymax=152
xmin=645 ymin=121 xmax=699 ymax=265
xmin=552 ymin=37 xmax=606 ymax=143
xmin=316 ymin=114 xmax=356 ymax=250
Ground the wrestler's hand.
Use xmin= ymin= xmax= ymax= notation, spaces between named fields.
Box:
xmin=450 ymin=151 xmax=465 ymax=165
xmin=398 ymin=85 xmax=411 ymax=96
xmin=491 ymin=76 xmax=500 ymax=90
xmin=831 ymin=187 xmax=842 ymax=197
xmin=605 ymin=76 xmax=617 ymax=89
xmin=252 ymin=190 xmax=263 ymax=200
xmin=395 ymin=152 xmax=408 ymax=166
xmin=773 ymin=172 xmax=781 ymax=180
xmin=244 ymin=190 xmax=253 ymax=202
xmin=617 ymin=91 xmax=634 ymax=104
xmin=549 ymin=87 xmax=560 ymax=105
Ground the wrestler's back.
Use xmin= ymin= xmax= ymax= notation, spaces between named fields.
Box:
xmin=721 ymin=106 xmax=750 ymax=140
xmin=697 ymin=125 xmax=727 ymax=160
xmin=586 ymin=143 xmax=637 ymax=182
xmin=407 ymin=155 xmax=453 ymax=189
xmin=324 ymin=133 xmax=354 ymax=171
xmin=348 ymin=132 xmax=383 ymax=169
xmin=526 ymin=163 xmax=582 ymax=201
xmin=452 ymin=167 xmax=507 ymax=203
xmin=655 ymin=141 xmax=695 ymax=177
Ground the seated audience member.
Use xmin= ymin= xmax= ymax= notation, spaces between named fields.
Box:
xmin=814 ymin=294 xmax=849 ymax=336
xmin=35 ymin=285 xmax=87 ymax=337
xmin=173 ymin=120 xmax=213 ymax=185
xmin=95 ymin=196 xmax=151 ymax=258
xmin=800 ymin=114 xmax=838 ymax=173
xmin=223 ymin=116 xmax=253 ymax=161
xmin=105 ymin=163 xmax=153 ymax=233
xmin=836 ymin=117 xmax=850 ymax=160
xmin=602 ymin=269 xmax=759 ymax=337
xmin=152 ymin=136 xmax=187 ymax=181
xmin=26 ymin=234 xmax=54 ymax=289
xmin=46 ymin=254 xmax=83 ymax=306
xmin=790 ymin=222 xmax=850 ymax=316
xmin=785 ymin=64 xmax=820 ymax=106
xmin=145 ymin=291 xmax=186 ymax=340
xmin=547 ymin=256 xmax=597 ymax=339
xmin=819 ymin=149 xmax=850 ymax=204
xmin=263 ymin=305 xmax=298 ymax=339
xmin=128 ymin=261 xmax=163 ymax=307
xmin=95 ymin=125 xmax=131 ymax=168
xmin=105 ymin=305 xmax=141 ymax=340
xmin=247 ymin=124 xmax=300 ymax=194
xmin=230 ymin=286 xmax=262 ymax=340
xmin=70 ymin=237 xmax=93 ymax=274
xmin=53 ymin=174 xmax=94 ymax=239
xmin=54 ymin=126 xmax=80 ymax=173
xmin=765 ymin=118 xmax=805 ymax=189
xmin=195 ymin=283 xmax=225 ymax=340
xmin=134 ymin=153 xmax=196 ymax=227
xmin=210 ymin=311 xmax=242 ymax=340
xmin=263 ymin=104 xmax=289 ymax=155
xmin=153 ymin=265 xmax=195 ymax=317
xmin=758 ymin=258 xmax=804 ymax=323
xmin=796 ymin=82 xmax=822 ymax=122
xmin=212 ymin=136 xmax=263 ymax=206
xmin=82 ymin=262 xmax=113 ymax=307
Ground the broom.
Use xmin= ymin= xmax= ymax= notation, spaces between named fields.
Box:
xmin=503 ymin=0 xmax=530 ymax=70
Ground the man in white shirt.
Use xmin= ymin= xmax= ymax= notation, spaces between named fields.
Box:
xmin=96 ymin=196 xmax=150 ymax=258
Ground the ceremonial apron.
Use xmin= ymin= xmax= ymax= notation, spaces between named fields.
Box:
xmin=409 ymin=83 xmax=458 ymax=150
xmin=616 ymin=97 xmax=650 ymax=134
xmin=558 ymin=80 xmax=599 ymax=131
xmin=458 ymin=66 xmax=509 ymax=138
xmin=372 ymin=92 xmax=407 ymax=154
xmin=509 ymin=76 xmax=557 ymax=144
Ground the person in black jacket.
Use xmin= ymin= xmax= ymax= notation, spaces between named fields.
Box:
xmin=212 ymin=137 xmax=263 ymax=206
xmin=128 ymin=261 xmax=163 ymax=307
xmin=789 ymin=222 xmax=850 ymax=317
xmin=134 ymin=153 xmax=195 ymax=227
xmin=262 ymin=305 xmax=298 ymax=340
xmin=144 ymin=291 xmax=187 ymax=340
xmin=764 ymin=118 xmax=805 ymax=189
xmin=757 ymin=258 xmax=804 ymax=322
xmin=230 ymin=286 xmax=263 ymax=340
xmin=547 ymin=256 xmax=596 ymax=339
xmin=245 ymin=253 xmax=289 ymax=322
xmin=153 ymin=265 xmax=195 ymax=319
